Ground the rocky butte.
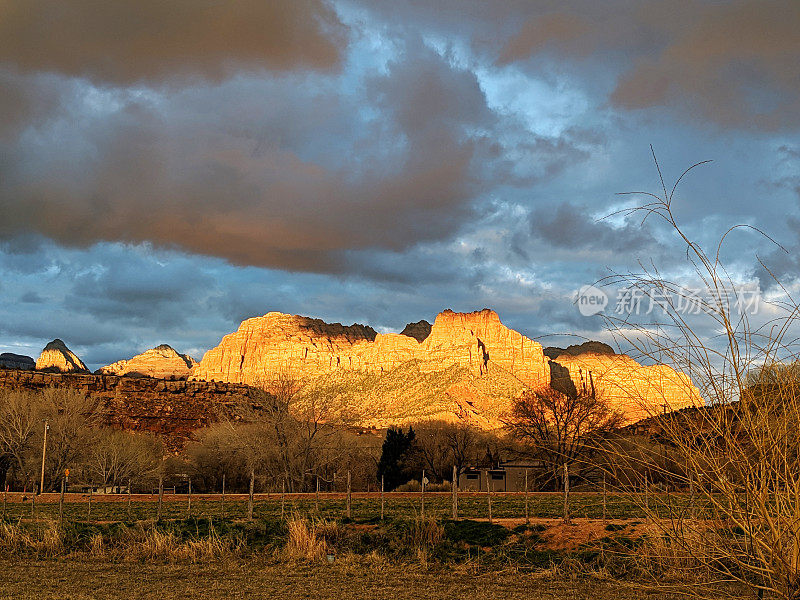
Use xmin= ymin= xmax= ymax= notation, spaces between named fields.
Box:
xmin=192 ymin=309 xmax=701 ymax=426
xmin=35 ymin=339 xmax=88 ymax=373
xmin=99 ymin=344 xmax=198 ymax=379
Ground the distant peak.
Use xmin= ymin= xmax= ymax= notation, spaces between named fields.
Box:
xmin=543 ymin=341 xmax=615 ymax=360
xmin=36 ymin=339 xmax=88 ymax=373
xmin=400 ymin=320 xmax=432 ymax=342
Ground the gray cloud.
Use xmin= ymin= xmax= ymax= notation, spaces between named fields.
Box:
xmin=0 ymin=0 xmax=347 ymax=84
xmin=0 ymin=39 xmax=590 ymax=275
xmin=530 ymin=203 xmax=653 ymax=253
xmin=495 ymin=0 xmax=800 ymax=130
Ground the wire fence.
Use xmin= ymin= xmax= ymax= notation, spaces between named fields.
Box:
xmin=0 ymin=482 xmax=690 ymax=525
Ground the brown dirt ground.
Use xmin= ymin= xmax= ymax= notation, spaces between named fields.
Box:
xmin=484 ymin=518 xmax=651 ymax=551
xmin=0 ymin=559 xmax=743 ymax=600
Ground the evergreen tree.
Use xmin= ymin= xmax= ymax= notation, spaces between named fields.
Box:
xmin=376 ymin=426 xmax=417 ymax=490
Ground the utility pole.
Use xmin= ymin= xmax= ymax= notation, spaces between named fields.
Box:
xmin=39 ymin=421 xmax=49 ymax=494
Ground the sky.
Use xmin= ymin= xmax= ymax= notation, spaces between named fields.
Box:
xmin=0 ymin=0 xmax=799 ymax=370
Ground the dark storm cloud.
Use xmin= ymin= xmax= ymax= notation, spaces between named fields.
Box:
xmin=364 ymin=0 xmax=800 ymax=131
xmin=0 ymin=40 xmax=586 ymax=274
xmin=611 ymin=1 xmax=800 ymax=129
xmin=530 ymin=203 xmax=653 ymax=253
xmin=19 ymin=291 xmax=43 ymax=304
xmin=0 ymin=0 xmax=347 ymax=84
xmin=496 ymin=0 xmax=800 ymax=129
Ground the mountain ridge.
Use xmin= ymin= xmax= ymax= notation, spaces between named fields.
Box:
xmin=191 ymin=308 xmax=701 ymax=425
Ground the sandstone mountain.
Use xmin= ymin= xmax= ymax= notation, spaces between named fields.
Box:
xmin=547 ymin=351 xmax=699 ymax=420
xmin=35 ymin=339 xmax=88 ymax=373
xmin=99 ymin=344 xmax=197 ymax=379
xmin=192 ymin=309 xmax=701 ymax=426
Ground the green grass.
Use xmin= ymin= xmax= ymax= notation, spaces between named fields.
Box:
xmin=0 ymin=492 xmax=705 ymax=524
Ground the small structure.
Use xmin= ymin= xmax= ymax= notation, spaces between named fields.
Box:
xmin=81 ymin=483 xmax=130 ymax=494
xmin=460 ymin=459 xmax=546 ymax=492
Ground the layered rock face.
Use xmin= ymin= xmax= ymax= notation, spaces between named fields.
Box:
xmin=0 ymin=353 xmax=34 ymax=370
xmin=99 ymin=344 xmax=198 ymax=379
xmin=192 ymin=309 xmax=550 ymax=389
xmin=548 ymin=351 xmax=701 ymax=422
xmin=35 ymin=339 xmax=88 ymax=373
xmin=0 ymin=369 xmax=259 ymax=452
xmin=193 ymin=309 xmax=700 ymax=426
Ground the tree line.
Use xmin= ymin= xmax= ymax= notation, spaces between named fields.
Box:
xmin=0 ymin=369 xmax=651 ymax=495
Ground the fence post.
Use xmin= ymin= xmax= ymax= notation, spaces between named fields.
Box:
xmin=315 ymin=475 xmax=320 ymax=514
xmin=524 ymin=469 xmax=529 ymax=526
xmin=59 ymin=478 xmax=65 ymax=526
xmin=486 ymin=471 xmax=492 ymax=524
xmin=87 ymin=483 xmax=92 ymax=521
xmin=3 ymin=485 xmax=7 ymax=520
xmin=281 ymin=479 xmax=285 ymax=520
xmin=452 ymin=465 xmax=458 ymax=520
xmin=221 ymin=474 xmax=225 ymax=518
xmin=157 ymin=474 xmax=163 ymax=521
xmin=32 ymin=484 xmax=36 ymax=518
xmin=689 ymin=471 xmax=696 ymax=519
xmin=248 ymin=469 xmax=254 ymax=521
xmin=127 ymin=478 xmax=132 ymax=521
xmin=644 ymin=473 xmax=649 ymax=511
xmin=346 ymin=471 xmax=351 ymax=519
xmin=380 ymin=474 xmax=385 ymax=521
xmin=602 ymin=473 xmax=607 ymax=525
xmin=187 ymin=477 xmax=192 ymax=518
xmin=563 ymin=463 xmax=570 ymax=524
xmin=421 ymin=469 xmax=425 ymax=518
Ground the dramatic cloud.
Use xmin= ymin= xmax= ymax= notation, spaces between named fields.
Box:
xmin=611 ymin=1 xmax=800 ymax=129
xmin=0 ymin=0 xmax=347 ymax=83
xmin=0 ymin=39 xmax=590 ymax=273
xmin=500 ymin=1 xmax=800 ymax=129
xmin=0 ymin=0 xmax=797 ymax=367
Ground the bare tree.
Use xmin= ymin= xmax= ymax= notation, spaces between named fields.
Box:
xmin=506 ymin=387 xmax=624 ymax=490
xmin=414 ymin=421 xmax=480 ymax=484
xmin=0 ymin=388 xmax=102 ymax=491
xmin=87 ymin=429 xmax=162 ymax=490
xmin=0 ymin=390 xmax=42 ymax=489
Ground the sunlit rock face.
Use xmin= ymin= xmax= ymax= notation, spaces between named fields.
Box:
xmin=0 ymin=369 xmax=258 ymax=452
xmin=98 ymin=344 xmax=198 ymax=379
xmin=192 ymin=309 xmax=700 ymax=426
xmin=192 ymin=309 xmax=550 ymax=387
xmin=35 ymin=339 xmax=88 ymax=373
xmin=546 ymin=351 xmax=702 ymax=422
